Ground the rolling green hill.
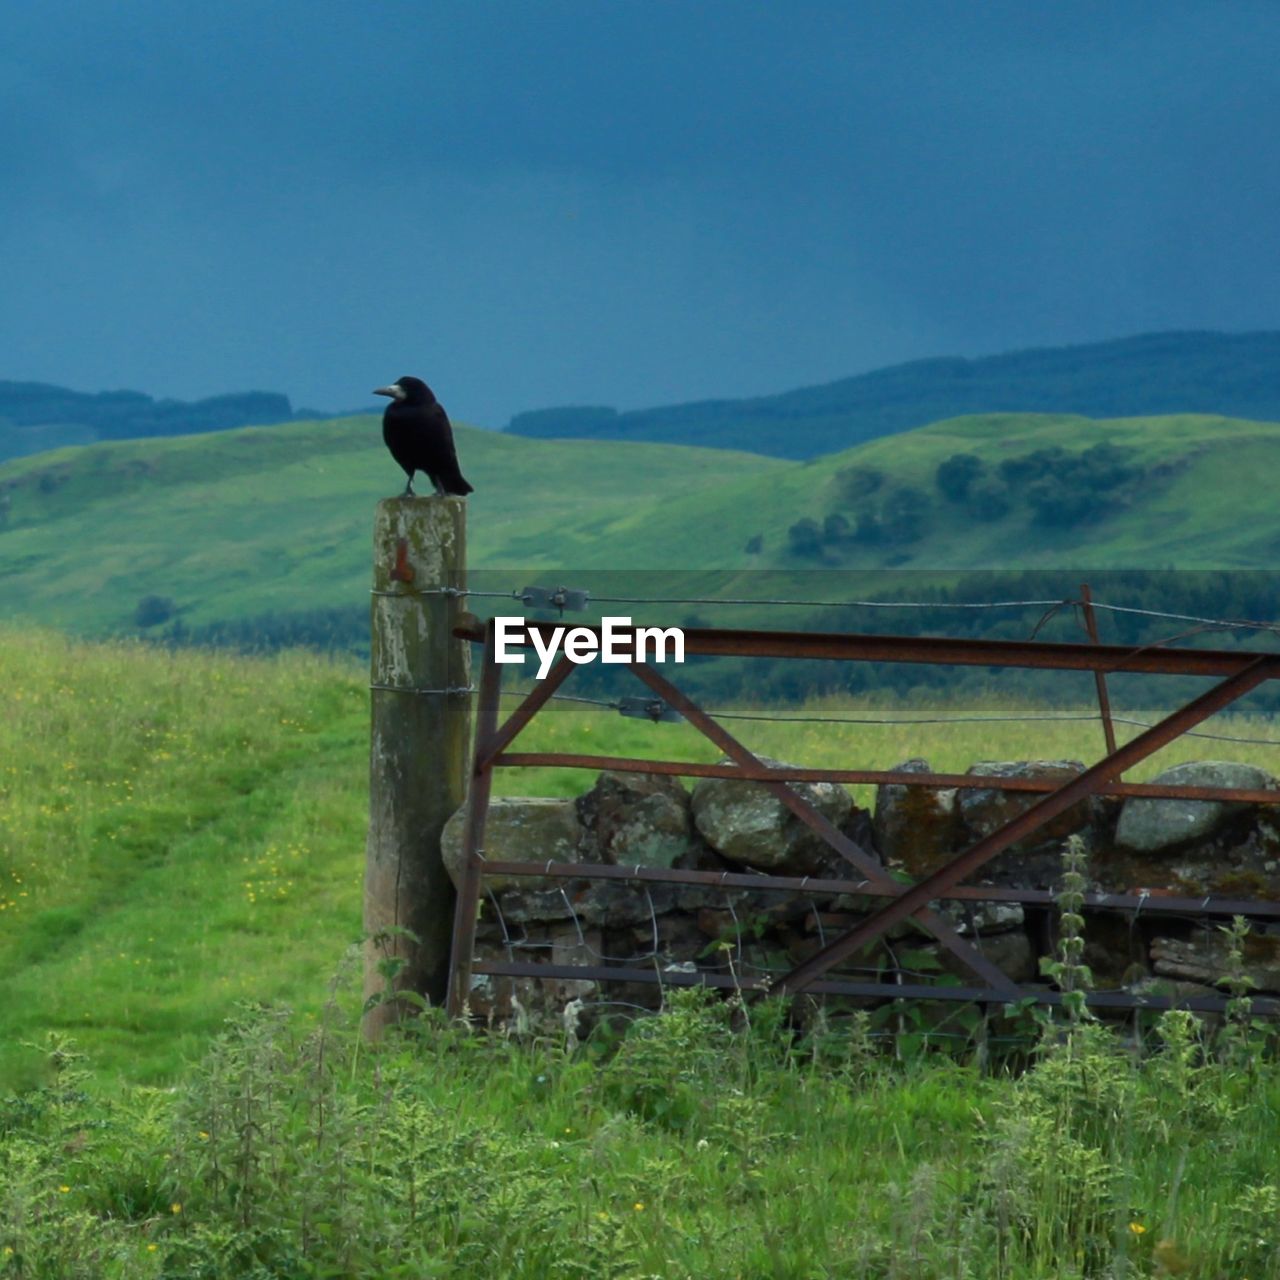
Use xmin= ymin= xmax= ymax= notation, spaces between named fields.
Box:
xmin=1 ymin=409 xmax=1279 ymax=651
xmin=0 ymin=416 xmax=783 ymax=637
xmin=507 ymin=330 xmax=1280 ymax=459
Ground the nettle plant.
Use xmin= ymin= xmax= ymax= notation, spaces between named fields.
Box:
xmin=1039 ymin=833 xmax=1093 ymax=1027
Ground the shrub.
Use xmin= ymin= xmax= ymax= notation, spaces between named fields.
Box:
xmin=832 ymin=465 xmax=884 ymax=506
xmin=935 ymin=452 xmax=985 ymax=502
xmin=965 ymin=479 xmax=1012 ymax=522
xmin=882 ymin=486 xmax=930 ymax=544
xmin=786 ymin=517 xmax=823 ymax=556
xmin=133 ymin=595 xmax=176 ymax=628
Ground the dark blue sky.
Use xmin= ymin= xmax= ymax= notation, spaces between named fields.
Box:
xmin=4 ymin=2 xmax=1278 ymax=426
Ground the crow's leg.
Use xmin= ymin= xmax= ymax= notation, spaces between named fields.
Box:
xmin=428 ymin=473 xmax=446 ymax=497
xmin=402 ymin=473 xmax=416 ymax=496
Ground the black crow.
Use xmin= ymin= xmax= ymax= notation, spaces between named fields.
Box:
xmin=373 ymin=376 xmax=474 ymax=497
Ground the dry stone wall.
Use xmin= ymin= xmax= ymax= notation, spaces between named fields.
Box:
xmin=441 ymin=758 xmax=1280 ymax=1027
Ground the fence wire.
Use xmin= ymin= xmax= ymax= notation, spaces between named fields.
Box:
xmin=498 ymin=688 xmax=1280 ymax=745
xmin=407 ymin=582 xmax=1280 ymax=635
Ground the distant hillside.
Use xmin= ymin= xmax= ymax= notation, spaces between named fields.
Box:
xmin=506 ymin=330 xmax=1280 ymax=458
xmin=3 ymin=406 xmax=1280 ymax=650
xmin=0 ymin=380 xmax=310 ymax=462
xmin=0 ymin=415 xmax=782 ymax=640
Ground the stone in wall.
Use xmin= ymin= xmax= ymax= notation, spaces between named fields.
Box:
xmin=958 ymin=760 xmax=1095 ymax=850
xmin=465 ymin=922 xmax=601 ymax=1026
xmin=690 ymin=756 xmax=857 ymax=874
xmin=453 ymin=757 xmax=1280 ymax=1031
xmin=1115 ymin=761 xmax=1278 ymax=853
xmin=873 ymin=758 xmax=958 ymax=876
xmin=939 ymin=898 xmax=1025 ymax=937
xmin=937 ymin=929 xmax=1037 ymax=986
xmin=577 ymin=770 xmax=696 ymax=869
xmin=1102 ymin=762 xmax=1280 ymax=899
xmin=1151 ymin=929 xmax=1280 ymax=992
xmin=441 ymin=796 xmax=593 ymax=893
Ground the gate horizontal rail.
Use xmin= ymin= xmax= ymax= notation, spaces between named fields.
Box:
xmin=455 ymin=618 xmax=1279 ymax=677
xmin=446 ymin=616 xmax=1280 ymax=1022
xmin=491 ymin=753 xmax=1280 ymax=804
xmin=477 ymin=858 xmax=1280 ymax=920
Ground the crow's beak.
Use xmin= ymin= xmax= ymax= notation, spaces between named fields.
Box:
xmin=373 ymin=386 xmax=396 ymax=398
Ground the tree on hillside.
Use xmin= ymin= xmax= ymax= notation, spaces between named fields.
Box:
xmin=134 ymin=595 xmax=175 ymax=628
xmin=853 ymin=511 xmax=884 ymax=544
xmin=935 ymin=452 xmax=985 ymax=502
xmin=823 ymin=513 xmax=851 ymax=543
xmin=882 ymin=487 xmax=930 ymax=543
xmin=966 ymin=479 xmax=1012 ymax=522
xmin=833 ymin=465 xmax=885 ymax=506
xmin=787 ymin=517 xmax=823 ymax=557
xmin=998 ymin=446 xmax=1067 ymax=486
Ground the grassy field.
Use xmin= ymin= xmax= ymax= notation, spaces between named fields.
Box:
xmin=4 ymin=625 xmax=1278 ymax=1086
xmin=4 ymin=630 xmax=1280 ymax=1276
xmin=3 ymin=410 xmax=1280 ymax=648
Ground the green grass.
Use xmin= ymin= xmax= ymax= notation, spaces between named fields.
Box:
xmin=4 ymin=630 xmax=1280 ymax=1276
xmin=3 ymin=410 xmax=1280 ymax=647
xmin=0 ymin=628 xmax=370 ymax=1087
xmin=5 ymin=991 xmax=1280 ymax=1278
xmin=3 ymin=626 xmax=1278 ymax=1090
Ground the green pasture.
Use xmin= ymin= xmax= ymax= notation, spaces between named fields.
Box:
xmin=3 ymin=630 xmax=1280 ymax=1276
xmin=3 ymin=626 xmax=1278 ymax=1087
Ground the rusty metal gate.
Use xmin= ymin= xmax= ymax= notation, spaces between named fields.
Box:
xmin=445 ymin=616 xmax=1280 ymax=1020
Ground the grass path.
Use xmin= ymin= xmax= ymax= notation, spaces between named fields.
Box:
xmin=0 ymin=629 xmax=368 ymax=1086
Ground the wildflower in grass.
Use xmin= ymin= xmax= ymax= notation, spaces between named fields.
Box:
xmin=634 ymin=1202 xmax=645 ymax=1211
xmin=1129 ymin=1221 xmax=1146 ymax=1235
xmin=171 ymin=1202 xmax=182 ymax=1214
xmin=58 ymin=1185 xmax=70 ymax=1193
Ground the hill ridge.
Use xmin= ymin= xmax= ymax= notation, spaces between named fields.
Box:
xmin=506 ymin=329 xmax=1280 ymax=458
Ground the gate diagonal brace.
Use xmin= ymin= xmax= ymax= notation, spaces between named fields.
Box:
xmin=626 ymin=660 xmax=1021 ymax=998
xmin=770 ymin=655 xmax=1278 ymax=997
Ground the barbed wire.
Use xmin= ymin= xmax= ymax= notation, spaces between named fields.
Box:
xmin=497 ymin=687 xmax=1280 ymax=743
xmin=397 ymin=582 xmax=1280 ymax=634
xmin=1087 ymin=600 xmax=1280 ymax=634
xmin=588 ymin=593 xmax=1071 ymax=611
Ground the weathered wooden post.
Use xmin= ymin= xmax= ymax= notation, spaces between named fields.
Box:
xmin=363 ymin=496 xmax=471 ymax=1037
